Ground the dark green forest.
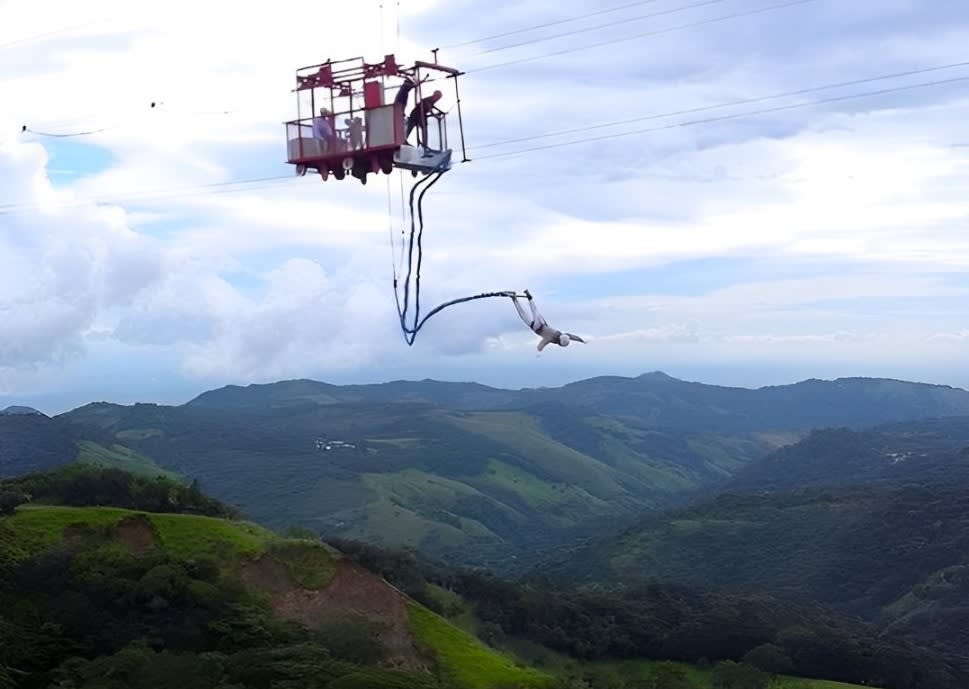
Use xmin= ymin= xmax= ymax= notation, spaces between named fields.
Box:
xmin=0 ymin=464 xmax=238 ymax=518
xmin=531 ymin=435 xmax=969 ymax=683
xmin=328 ymin=538 xmax=969 ymax=689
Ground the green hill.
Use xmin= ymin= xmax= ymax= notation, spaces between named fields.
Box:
xmin=329 ymin=539 xmax=946 ymax=689
xmin=0 ymin=413 xmax=79 ymax=478
xmin=51 ymin=373 xmax=969 ymax=570
xmin=0 ymin=467 xmax=554 ymax=689
xmin=537 ymin=480 xmax=969 ymax=676
xmin=54 ymin=398 xmax=769 ymax=571
xmin=726 ymin=416 xmax=969 ymax=493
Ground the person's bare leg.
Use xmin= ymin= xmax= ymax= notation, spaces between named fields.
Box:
xmin=512 ymin=297 xmax=535 ymax=330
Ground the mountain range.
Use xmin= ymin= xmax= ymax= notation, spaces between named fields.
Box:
xmin=3 ymin=372 xmax=969 ymax=570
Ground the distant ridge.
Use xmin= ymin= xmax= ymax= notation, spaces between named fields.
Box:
xmin=184 ymin=371 xmax=968 ymax=401
xmin=0 ymin=405 xmax=46 ymax=417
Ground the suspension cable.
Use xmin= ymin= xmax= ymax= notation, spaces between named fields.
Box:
xmin=392 ymin=170 xmax=524 ymax=345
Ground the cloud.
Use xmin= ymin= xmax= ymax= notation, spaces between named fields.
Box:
xmin=0 ymin=127 xmax=162 ymax=374
xmin=2 ymin=0 xmax=969 ymax=406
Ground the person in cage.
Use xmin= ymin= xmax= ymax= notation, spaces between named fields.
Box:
xmin=312 ymin=107 xmax=338 ymax=151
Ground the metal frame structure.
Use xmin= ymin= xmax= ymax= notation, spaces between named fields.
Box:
xmin=284 ymin=52 xmax=468 ymax=184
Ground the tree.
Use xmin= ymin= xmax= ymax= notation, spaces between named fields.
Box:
xmin=0 ymin=491 xmax=29 ymax=515
xmin=712 ymin=661 xmax=769 ymax=689
xmin=282 ymin=526 xmax=318 ymax=540
xmin=743 ymin=643 xmax=794 ymax=675
xmin=646 ymin=662 xmax=692 ymax=689
xmin=315 ymin=613 xmax=387 ymax=665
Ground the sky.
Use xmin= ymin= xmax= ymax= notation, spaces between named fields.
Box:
xmin=1 ymin=0 xmax=969 ymax=414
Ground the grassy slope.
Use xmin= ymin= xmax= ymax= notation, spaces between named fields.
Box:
xmin=2 ymin=504 xmax=274 ymax=564
xmin=75 ymin=440 xmax=180 ymax=480
xmin=442 ymin=412 xmax=627 ymax=500
xmin=407 ymin=603 xmax=553 ymax=689
xmin=0 ymin=504 xmax=561 ymax=689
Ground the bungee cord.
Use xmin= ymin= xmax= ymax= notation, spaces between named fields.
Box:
xmin=391 ymin=170 xmax=523 ymax=346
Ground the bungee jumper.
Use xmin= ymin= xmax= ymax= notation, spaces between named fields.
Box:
xmin=283 ymin=52 xmax=587 ymax=350
xmin=512 ymin=290 xmax=586 ymax=351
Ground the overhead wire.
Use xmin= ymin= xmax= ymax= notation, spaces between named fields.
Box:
xmin=19 ymin=125 xmax=110 ymax=138
xmin=0 ymin=175 xmax=293 ymax=216
xmin=472 ymin=73 xmax=969 ymax=160
xmin=3 ymin=65 xmax=967 ymax=215
xmin=396 ymin=0 xmax=408 ymax=279
xmin=5 ymin=3 xmax=966 ymax=345
xmin=0 ymin=14 xmax=119 ymax=50
xmin=388 ymin=0 xmax=526 ymax=345
xmin=464 ymin=0 xmax=818 ymax=74
xmin=440 ymin=0 xmax=671 ymax=49
xmin=385 ymin=0 xmax=409 ymax=285
xmin=18 ymin=101 xmax=248 ymax=139
xmin=3 ymin=4 xmax=964 ymax=212
xmin=10 ymin=0 xmax=804 ymax=137
xmin=471 ymin=59 xmax=969 ymax=152
xmin=5 ymin=0 xmax=964 ymax=352
xmin=474 ymin=0 xmax=732 ymax=55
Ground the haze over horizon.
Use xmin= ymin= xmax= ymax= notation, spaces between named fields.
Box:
xmin=5 ymin=364 xmax=969 ymax=418
xmin=2 ymin=0 xmax=968 ymax=415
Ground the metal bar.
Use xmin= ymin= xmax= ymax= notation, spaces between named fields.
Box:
xmin=295 ymin=56 xmax=361 ymax=73
xmin=413 ymin=60 xmax=460 ymax=75
xmin=451 ymin=75 xmax=469 ymax=163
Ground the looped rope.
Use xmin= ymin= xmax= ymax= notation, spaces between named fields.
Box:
xmin=392 ymin=169 xmax=524 ymax=346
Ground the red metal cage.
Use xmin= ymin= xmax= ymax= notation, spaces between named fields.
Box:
xmin=285 ymin=52 xmax=467 ymax=184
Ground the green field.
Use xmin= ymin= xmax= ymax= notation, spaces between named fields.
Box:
xmin=443 ymin=412 xmax=625 ymax=500
xmin=0 ymin=504 xmax=344 ymax=586
xmin=407 ymin=602 xmax=554 ymax=689
xmin=76 ymin=440 xmax=179 ymax=479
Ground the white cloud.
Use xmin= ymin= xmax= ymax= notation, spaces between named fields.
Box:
xmin=2 ymin=0 xmax=969 ymax=402
xmin=0 ymin=127 xmax=162 ymax=375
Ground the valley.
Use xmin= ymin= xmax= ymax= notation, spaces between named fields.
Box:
xmin=5 ymin=372 xmax=967 ymax=571
xmin=3 ymin=372 xmax=969 ymax=688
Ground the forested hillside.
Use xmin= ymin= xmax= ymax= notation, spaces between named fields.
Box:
xmin=45 ymin=373 xmax=969 ymax=569
xmin=0 ymin=465 xmax=552 ymax=689
xmin=0 ymin=464 xmax=942 ymax=689
xmin=536 ymin=418 xmax=969 ymax=679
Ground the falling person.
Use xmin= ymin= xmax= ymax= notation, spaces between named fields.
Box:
xmin=511 ymin=290 xmax=586 ymax=351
